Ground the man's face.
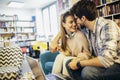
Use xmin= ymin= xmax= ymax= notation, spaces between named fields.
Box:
xmin=74 ymin=15 xmax=84 ymax=28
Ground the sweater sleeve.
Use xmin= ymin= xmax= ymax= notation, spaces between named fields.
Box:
xmin=98 ymin=22 xmax=120 ymax=68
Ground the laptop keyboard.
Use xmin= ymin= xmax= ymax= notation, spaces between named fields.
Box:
xmin=53 ymin=73 xmax=74 ymax=80
xmin=46 ymin=74 xmax=63 ymax=80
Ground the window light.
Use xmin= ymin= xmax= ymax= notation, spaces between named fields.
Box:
xmin=7 ymin=1 xmax=24 ymax=8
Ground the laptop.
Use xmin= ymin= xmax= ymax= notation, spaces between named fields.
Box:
xmin=26 ymin=56 xmax=74 ymax=80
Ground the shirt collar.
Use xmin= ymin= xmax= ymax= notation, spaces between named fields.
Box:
xmin=65 ymin=32 xmax=75 ymax=39
xmin=92 ymin=18 xmax=98 ymax=34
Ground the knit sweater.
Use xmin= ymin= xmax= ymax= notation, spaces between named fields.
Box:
xmin=61 ymin=30 xmax=91 ymax=60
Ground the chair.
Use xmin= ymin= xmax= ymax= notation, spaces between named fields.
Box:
xmin=0 ymin=46 xmax=23 ymax=80
xmin=40 ymin=51 xmax=59 ymax=74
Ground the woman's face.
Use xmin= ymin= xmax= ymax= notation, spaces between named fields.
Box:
xmin=63 ymin=15 xmax=77 ymax=33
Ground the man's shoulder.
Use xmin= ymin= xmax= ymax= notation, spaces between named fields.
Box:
xmin=97 ymin=17 xmax=119 ymax=30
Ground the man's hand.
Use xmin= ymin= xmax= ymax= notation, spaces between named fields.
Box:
xmin=68 ymin=58 xmax=80 ymax=70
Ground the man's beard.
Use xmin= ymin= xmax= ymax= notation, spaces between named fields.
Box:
xmin=80 ymin=25 xmax=86 ymax=29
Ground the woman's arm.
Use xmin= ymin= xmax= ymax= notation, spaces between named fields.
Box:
xmin=49 ymin=31 xmax=61 ymax=53
xmin=77 ymin=31 xmax=92 ymax=60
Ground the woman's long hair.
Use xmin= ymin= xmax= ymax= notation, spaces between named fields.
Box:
xmin=60 ymin=11 xmax=74 ymax=51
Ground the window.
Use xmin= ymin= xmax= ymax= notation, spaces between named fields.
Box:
xmin=42 ymin=2 xmax=59 ymax=41
xmin=49 ymin=4 xmax=58 ymax=34
xmin=43 ymin=8 xmax=50 ymax=35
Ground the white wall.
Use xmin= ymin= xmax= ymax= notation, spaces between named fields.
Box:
xmin=0 ymin=7 xmax=35 ymax=20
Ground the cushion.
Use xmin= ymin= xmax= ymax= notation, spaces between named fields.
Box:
xmin=0 ymin=46 xmax=23 ymax=80
xmin=0 ymin=46 xmax=23 ymax=68
xmin=0 ymin=66 xmax=20 ymax=80
xmin=45 ymin=62 xmax=54 ymax=72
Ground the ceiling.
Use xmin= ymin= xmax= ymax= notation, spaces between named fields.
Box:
xmin=0 ymin=0 xmax=56 ymax=9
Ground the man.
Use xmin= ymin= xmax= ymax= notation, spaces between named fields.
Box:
xmin=66 ymin=0 xmax=120 ymax=80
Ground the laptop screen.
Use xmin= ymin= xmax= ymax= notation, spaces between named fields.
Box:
xmin=26 ymin=56 xmax=73 ymax=80
xmin=26 ymin=56 xmax=46 ymax=80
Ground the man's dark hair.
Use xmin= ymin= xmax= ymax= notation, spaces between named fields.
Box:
xmin=70 ymin=0 xmax=97 ymax=21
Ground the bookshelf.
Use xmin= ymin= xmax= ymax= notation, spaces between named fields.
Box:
xmin=0 ymin=14 xmax=36 ymax=47
xmin=57 ymin=0 xmax=80 ymax=14
xmin=16 ymin=20 xmax=36 ymax=41
xmin=0 ymin=14 xmax=17 ymax=47
xmin=95 ymin=0 xmax=120 ymax=20
xmin=15 ymin=20 xmax=36 ymax=47
xmin=58 ymin=0 xmax=70 ymax=13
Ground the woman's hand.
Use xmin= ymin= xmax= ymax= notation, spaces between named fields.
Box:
xmin=49 ymin=32 xmax=61 ymax=53
xmin=49 ymin=43 xmax=61 ymax=53
xmin=68 ymin=58 xmax=80 ymax=70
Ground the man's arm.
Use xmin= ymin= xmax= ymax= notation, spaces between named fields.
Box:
xmin=80 ymin=57 xmax=103 ymax=67
xmin=68 ymin=57 xmax=104 ymax=70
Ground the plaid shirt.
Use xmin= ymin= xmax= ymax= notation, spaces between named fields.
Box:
xmin=87 ymin=17 xmax=120 ymax=68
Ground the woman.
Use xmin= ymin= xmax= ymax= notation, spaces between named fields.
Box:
xmin=52 ymin=11 xmax=91 ymax=76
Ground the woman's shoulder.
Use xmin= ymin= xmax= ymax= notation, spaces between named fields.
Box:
xmin=75 ymin=30 xmax=85 ymax=36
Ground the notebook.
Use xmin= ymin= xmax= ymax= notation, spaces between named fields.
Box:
xmin=26 ymin=56 xmax=74 ymax=80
